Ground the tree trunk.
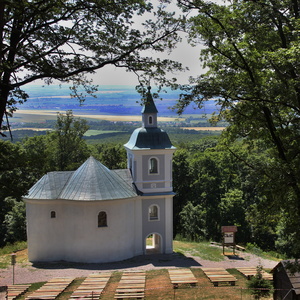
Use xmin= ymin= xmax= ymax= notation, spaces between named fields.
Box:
xmin=0 ymin=9 xmax=23 ymax=130
xmin=0 ymin=83 xmax=10 ymax=131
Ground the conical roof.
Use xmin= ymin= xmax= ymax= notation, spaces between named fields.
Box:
xmin=25 ymin=157 xmax=137 ymax=201
xmin=141 ymin=87 xmax=158 ymax=114
xmin=59 ymin=157 xmax=136 ymax=200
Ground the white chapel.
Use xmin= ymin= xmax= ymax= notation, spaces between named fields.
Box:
xmin=24 ymin=87 xmax=176 ymax=263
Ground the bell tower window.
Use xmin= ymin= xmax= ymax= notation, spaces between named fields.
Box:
xmin=149 ymin=205 xmax=159 ymax=221
xmin=149 ymin=157 xmax=158 ymax=174
xmin=149 ymin=115 xmax=153 ymax=125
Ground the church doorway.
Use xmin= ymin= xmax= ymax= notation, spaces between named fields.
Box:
xmin=145 ymin=233 xmax=162 ymax=254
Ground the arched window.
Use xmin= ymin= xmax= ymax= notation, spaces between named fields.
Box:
xmin=149 ymin=157 xmax=158 ymax=174
xmin=149 ymin=115 xmax=153 ymax=125
xmin=98 ymin=211 xmax=107 ymax=227
xmin=149 ymin=205 xmax=159 ymax=221
xmin=50 ymin=211 xmax=56 ymax=218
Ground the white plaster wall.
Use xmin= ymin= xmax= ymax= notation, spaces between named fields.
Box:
xmin=164 ymin=197 xmax=174 ymax=254
xmin=133 ymin=199 xmax=144 ymax=256
xmin=25 ymin=198 xmax=143 ymax=263
xmin=26 ymin=200 xmax=64 ymax=261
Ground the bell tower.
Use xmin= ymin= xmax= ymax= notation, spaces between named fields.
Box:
xmin=124 ymin=87 xmax=176 ymax=255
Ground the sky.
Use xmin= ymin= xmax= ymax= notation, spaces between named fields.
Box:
xmin=94 ymin=37 xmax=203 ymax=86
xmin=94 ymin=2 xmax=204 ymax=86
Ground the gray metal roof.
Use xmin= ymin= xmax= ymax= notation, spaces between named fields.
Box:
xmin=25 ymin=171 xmax=74 ymax=200
xmin=124 ymin=127 xmax=175 ymax=150
xmin=24 ymin=157 xmax=137 ymax=201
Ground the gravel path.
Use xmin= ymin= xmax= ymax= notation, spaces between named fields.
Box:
xmin=0 ymin=249 xmax=278 ymax=286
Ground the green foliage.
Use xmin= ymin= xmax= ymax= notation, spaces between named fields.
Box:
xmin=3 ymin=197 xmax=27 ymax=244
xmin=47 ymin=110 xmax=91 ymax=171
xmin=22 ymin=135 xmax=51 ymax=177
xmin=0 ymin=140 xmax=37 ymax=246
xmin=275 ymin=211 xmax=300 ymax=257
xmin=90 ymin=143 xmax=127 ymax=169
xmin=245 ymin=201 xmax=277 ymax=251
xmin=0 ymin=241 xmax=27 ymax=269
xmin=0 ymin=241 xmax=27 ymax=256
xmin=189 ymin=151 xmax=223 ymax=241
xmin=19 ymin=110 xmax=92 ymax=173
xmin=179 ymin=201 xmax=206 ymax=241
xmin=220 ymin=189 xmax=250 ymax=242
xmin=172 ymin=138 xmax=281 ymax=249
xmin=0 ymin=141 xmax=35 ymax=200
xmin=246 ymin=243 xmax=284 ymax=261
xmin=247 ymin=265 xmax=273 ymax=299
xmin=172 ymin=149 xmax=192 ymax=237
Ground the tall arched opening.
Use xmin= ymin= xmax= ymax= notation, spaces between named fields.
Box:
xmin=145 ymin=233 xmax=162 ymax=254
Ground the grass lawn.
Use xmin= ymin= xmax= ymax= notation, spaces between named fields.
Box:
xmin=173 ymin=240 xmax=225 ymax=261
xmin=0 ymin=241 xmax=27 ymax=269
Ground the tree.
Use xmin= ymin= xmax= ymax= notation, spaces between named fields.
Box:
xmin=189 ymin=151 xmax=223 ymax=240
xmin=21 ymin=111 xmax=90 ymax=172
xmin=91 ymin=143 xmax=127 ymax=169
xmin=0 ymin=0 xmax=183 ymax=133
xmin=0 ymin=140 xmax=36 ymax=246
xmin=179 ymin=201 xmax=206 ymax=241
xmin=22 ymin=135 xmax=51 ymax=177
xmin=246 ymin=201 xmax=278 ymax=251
xmin=172 ymin=149 xmax=192 ymax=237
xmin=247 ymin=265 xmax=273 ymax=299
xmin=220 ymin=189 xmax=249 ymax=243
xmin=177 ymin=0 xmax=300 ymax=255
xmin=48 ymin=110 xmax=90 ymax=170
xmin=3 ymin=197 xmax=27 ymax=244
xmin=275 ymin=210 xmax=298 ymax=257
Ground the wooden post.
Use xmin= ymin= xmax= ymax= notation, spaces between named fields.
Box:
xmin=11 ymin=253 xmax=16 ymax=285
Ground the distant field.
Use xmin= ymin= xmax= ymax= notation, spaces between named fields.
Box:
xmin=84 ymin=130 xmax=123 ymax=136
xmin=181 ymin=126 xmax=225 ymax=131
xmin=13 ymin=110 xmax=185 ymax=122
xmin=11 ymin=129 xmax=122 ymax=136
xmin=13 ymin=127 xmax=53 ymax=131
